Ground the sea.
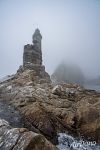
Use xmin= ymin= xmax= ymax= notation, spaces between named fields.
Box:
xmin=57 ymin=133 xmax=100 ymax=150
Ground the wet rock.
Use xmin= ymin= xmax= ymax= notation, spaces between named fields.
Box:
xmin=21 ymin=102 xmax=57 ymax=142
xmin=0 ymin=119 xmax=58 ymax=150
xmin=52 ymin=85 xmax=76 ymax=100
xmin=1 ymin=75 xmax=100 ymax=143
xmin=1 ymin=70 xmax=100 ymax=143
xmin=0 ymin=29 xmax=100 ymax=144
xmin=20 ymin=28 xmax=50 ymax=82
xmin=76 ymin=98 xmax=100 ymax=142
xmin=0 ymin=119 xmax=9 ymax=127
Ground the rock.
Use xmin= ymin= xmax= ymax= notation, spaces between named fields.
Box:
xmin=0 ymin=119 xmax=58 ymax=150
xmin=52 ymin=85 xmax=64 ymax=96
xmin=0 ymin=119 xmax=9 ymax=127
xmin=20 ymin=28 xmax=50 ymax=82
xmin=1 ymin=75 xmax=100 ymax=143
xmin=21 ymin=102 xmax=57 ymax=143
xmin=51 ymin=62 xmax=85 ymax=85
xmin=76 ymin=97 xmax=100 ymax=142
xmin=23 ymin=29 xmax=42 ymax=66
xmin=0 ymin=29 xmax=100 ymax=144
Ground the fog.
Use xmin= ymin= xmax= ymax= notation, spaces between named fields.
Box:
xmin=51 ymin=62 xmax=85 ymax=85
xmin=0 ymin=0 xmax=100 ymax=79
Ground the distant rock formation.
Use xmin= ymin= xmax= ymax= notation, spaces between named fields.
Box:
xmin=18 ymin=28 xmax=50 ymax=81
xmin=51 ymin=62 xmax=85 ymax=85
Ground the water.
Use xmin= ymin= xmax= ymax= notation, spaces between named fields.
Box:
xmin=83 ymin=84 xmax=100 ymax=92
xmin=57 ymin=133 xmax=100 ymax=150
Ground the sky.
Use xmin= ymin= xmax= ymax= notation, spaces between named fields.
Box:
xmin=0 ymin=0 xmax=100 ymax=79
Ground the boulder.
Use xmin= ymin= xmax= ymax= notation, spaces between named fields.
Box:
xmin=0 ymin=72 xmax=100 ymax=143
xmin=0 ymin=119 xmax=58 ymax=150
xmin=76 ymin=97 xmax=100 ymax=142
xmin=52 ymin=85 xmax=64 ymax=96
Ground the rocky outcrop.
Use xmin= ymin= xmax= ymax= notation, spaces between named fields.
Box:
xmin=23 ymin=29 xmax=42 ymax=66
xmin=0 ymin=119 xmax=58 ymax=150
xmin=18 ymin=28 xmax=50 ymax=81
xmin=0 ymin=29 xmax=100 ymax=146
xmin=51 ymin=62 xmax=85 ymax=85
xmin=0 ymin=74 xmax=100 ymax=143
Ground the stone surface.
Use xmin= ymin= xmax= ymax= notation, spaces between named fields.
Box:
xmin=52 ymin=85 xmax=64 ymax=96
xmin=0 ymin=74 xmax=100 ymax=143
xmin=21 ymin=28 xmax=50 ymax=81
xmin=0 ymin=119 xmax=58 ymax=150
xmin=0 ymin=29 xmax=100 ymax=146
xmin=23 ymin=29 xmax=42 ymax=66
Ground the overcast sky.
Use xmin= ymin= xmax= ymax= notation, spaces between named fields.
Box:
xmin=0 ymin=0 xmax=100 ymax=79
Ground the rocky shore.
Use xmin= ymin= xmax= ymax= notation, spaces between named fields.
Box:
xmin=0 ymin=70 xmax=100 ymax=144
xmin=0 ymin=29 xmax=100 ymax=149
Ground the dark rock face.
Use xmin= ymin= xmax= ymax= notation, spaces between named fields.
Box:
xmin=22 ymin=29 xmax=50 ymax=80
xmin=1 ymin=72 xmax=100 ymax=143
xmin=0 ymin=101 xmax=23 ymax=128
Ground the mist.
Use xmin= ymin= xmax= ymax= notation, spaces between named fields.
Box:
xmin=0 ymin=0 xmax=100 ymax=79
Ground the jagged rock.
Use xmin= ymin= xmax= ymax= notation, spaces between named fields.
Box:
xmin=76 ymin=97 xmax=100 ymax=142
xmin=19 ymin=28 xmax=50 ymax=82
xmin=52 ymin=85 xmax=64 ymax=96
xmin=0 ymin=74 xmax=100 ymax=143
xmin=52 ymin=85 xmax=77 ymax=100
xmin=0 ymin=119 xmax=58 ymax=150
xmin=23 ymin=29 xmax=42 ymax=66
xmin=0 ymin=29 xmax=100 ymax=145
